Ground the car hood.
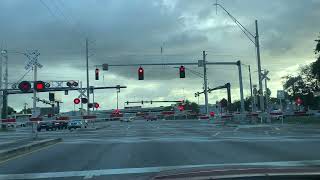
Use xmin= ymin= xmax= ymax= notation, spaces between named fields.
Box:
xmin=151 ymin=166 xmax=320 ymax=180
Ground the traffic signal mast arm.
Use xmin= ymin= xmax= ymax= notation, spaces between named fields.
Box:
xmin=195 ymin=83 xmax=231 ymax=103
xmin=125 ymin=100 xmax=183 ymax=105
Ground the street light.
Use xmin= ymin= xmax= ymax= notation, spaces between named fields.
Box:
xmin=214 ymin=2 xmax=264 ymax=111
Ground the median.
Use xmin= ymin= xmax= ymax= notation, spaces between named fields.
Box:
xmin=0 ymin=138 xmax=62 ymax=163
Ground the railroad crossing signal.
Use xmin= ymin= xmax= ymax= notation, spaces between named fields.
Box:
xmin=179 ymin=66 xmax=185 ymax=78
xmin=34 ymin=81 xmax=46 ymax=91
xmin=138 ymin=67 xmax=144 ymax=80
xmin=94 ymin=103 xmax=99 ymax=108
xmin=73 ymin=98 xmax=80 ymax=104
xmin=18 ymin=81 xmax=31 ymax=92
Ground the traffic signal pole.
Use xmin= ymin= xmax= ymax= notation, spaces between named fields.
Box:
xmin=203 ymin=51 xmax=209 ymax=115
xmin=255 ymin=20 xmax=264 ymax=112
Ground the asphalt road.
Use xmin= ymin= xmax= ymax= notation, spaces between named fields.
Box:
xmin=1 ymin=120 xmax=320 ymax=180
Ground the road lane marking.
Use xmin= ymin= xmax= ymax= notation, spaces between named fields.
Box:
xmin=212 ymin=132 xmax=220 ymax=136
xmin=3 ymin=159 xmax=320 ymax=179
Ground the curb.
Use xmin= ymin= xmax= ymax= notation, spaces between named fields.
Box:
xmin=0 ymin=138 xmax=62 ymax=163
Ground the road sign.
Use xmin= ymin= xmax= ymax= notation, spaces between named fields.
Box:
xmin=277 ymin=90 xmax=285 ymax=99
xmin=261 ymin=70 xmax=270 ymax=81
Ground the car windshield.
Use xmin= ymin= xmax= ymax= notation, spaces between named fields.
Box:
xmin=0 ymin=0 xmax=320 ymax=180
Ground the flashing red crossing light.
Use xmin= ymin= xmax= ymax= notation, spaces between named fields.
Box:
xmin=95 ymin=68 xmax=99 ymax=80
xmin=94 ymin=103 xmax=100 ymax=108
xmin=179 ymin=66 xmax=185 ymax=78
xmin=73 ymin=98 xmax=80 ymax=104
xmin=18 ymin=81 xmax=31 ymax=92
xmin=34 ymin=81 xmax=46 ymax=91
xmin=138 ymin=67 xmax=144 ymax=80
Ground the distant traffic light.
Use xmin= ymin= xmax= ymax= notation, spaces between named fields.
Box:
xmin=95 ymin=68 xmax=99 ymax=80
xmin=18 ymin=81 xmax=31 ymax=92
xmin=138 ymin=67 xmax=144 ymax=80
xmin=34 ymin=81 xmax=46 ymax=91
xmin=81 ymin=98 xmax=88 ymax=104
xmin=94 ymin=103 xmax=99 ymax=109
xmin=49 ymin=93 xmax=55 ymax=102
xmin=73 ymin=98 xmax=80 ymax=104
xmin=179 ymin=66 xmax=185 ymax=78
xmin=178 ymin=105 xmax=185 ymax=111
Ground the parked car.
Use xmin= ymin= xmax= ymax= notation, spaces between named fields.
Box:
xmin=68 ymin=120 xmax=87 ymax=130
xmin=37 ymin=121 xmax=58 ymax=131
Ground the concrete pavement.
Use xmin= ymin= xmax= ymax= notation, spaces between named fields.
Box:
xmin=1 ymin=120 xmax=320 ymax=179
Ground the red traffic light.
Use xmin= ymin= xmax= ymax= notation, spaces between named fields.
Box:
xmin=179 ymin=66 xmax=185 ymax=78
xmin=18 ymin=81 xmax=31 ymax=92
xmin=34 ymin=81 xmax=46 ymax=91
xmin=138 ymin=67 xmax=144 ymax=80
xmin=73 ymin=98 xmax=80 ymax=104
xmin=94 ymin=103 xmax=100 ymax=108
xmin=95 ymin=68 xmax=99 ymax=80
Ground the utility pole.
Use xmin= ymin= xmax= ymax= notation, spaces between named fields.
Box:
xmin=1 ymin=50 xmax=8 ymax=118
xmin=116 ymin=90 xmax=119 ymax=110
xmin=80 ymin=81 xmax=83 ymax=115
xmin=264 ymin=69 xmax=269 ymax=112
xmin=237 ymin=61 xmax=245 ymax=113
xmin=86 ymin=38 xmax=90 ymax=115
xmin=255 ymin=20 xmax=264 ymax=112
xmin=203 ymin=51 xmax=209 ymax=115
xmin=0 ymin=51 xmax=3 ymax=118
xmin=248 ymin=65 xmax=253 ymax=112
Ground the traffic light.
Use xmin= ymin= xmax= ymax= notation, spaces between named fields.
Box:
xmin=95 ymin=68 xmax=99 ymax=80
xmin=178 ymin=105 xmax=185 ymax=111
xmin=18 ymin=81 xmax=31 ymax=92
xmin=49 ymin=93 xmax=55 ymax=102
xmin=179 ymin=66 xmax=185 ymax=78
xmin=94 ymin=103 xmax=99 ymax=109
xmin=81 ymin=98 xmax=88 ymax=104
xmin=74 ymin=98 xmax=80 ymax=104
xmin=138 ymin=67 xmax=144 ymax=80
xmin=34 ymin=81 xmax=46 ymax=91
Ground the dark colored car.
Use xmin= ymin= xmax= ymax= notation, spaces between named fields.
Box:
xmin=37 ymin=121 xmax=58 ymax=131
xmin=54 ymin=121 xmax=68 ymax=130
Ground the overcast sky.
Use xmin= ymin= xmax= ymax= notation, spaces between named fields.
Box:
xmin=1 ymin=0 xmax=319 ymax=112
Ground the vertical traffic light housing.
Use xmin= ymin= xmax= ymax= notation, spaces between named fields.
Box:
xmin=49 ymin=93 xmax=55 ymax=102
xmin=179 ymin=66 xmax=185 ymax=78
xmin=138 ymin=67 xmax=144 ymax=80
xmin=95 ymin=68 xmax=99 ymax=80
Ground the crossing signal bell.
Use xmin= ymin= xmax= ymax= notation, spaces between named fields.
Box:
xmin=34 ymin=81 xmax=46 ymax=91
xmin=95 ymin=68 xmax=99 ymax=80
xmin=138 ymin=67 xmax=144 ymax=80
xmin=179 ymin=66 xmax=185 ymax=78
xmin=18 ymin=81 xmax=31 ymax=92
